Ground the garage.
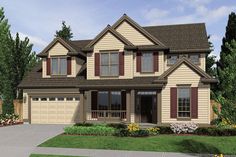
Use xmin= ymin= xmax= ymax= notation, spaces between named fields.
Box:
xmin=30 ymin=95 xmax=80 ymax=124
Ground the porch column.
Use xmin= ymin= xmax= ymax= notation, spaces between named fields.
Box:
xmin=79 ymin=91 xmax=85 ymax=122
xmin=157 ymin=91 xmax=162 ymax=124
xmin=130 ymin=90 xmax=135 ymax=123
xmin=126 ymin=90 xmax=131 ymax=123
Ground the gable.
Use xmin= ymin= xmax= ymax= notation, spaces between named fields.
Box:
xmin=48 ymin=42 xmax=69 ymax=56
xmin=94 ymin=32 xmax=124 ymax=52
xmin=116 ymin=21 xmax=154 ymax=45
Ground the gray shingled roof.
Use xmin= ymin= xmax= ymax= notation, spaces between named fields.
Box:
xmin=143 ymin=23 xmax=209 ymax=52
xmin=18 ymin=64 xmax=163 ymax=89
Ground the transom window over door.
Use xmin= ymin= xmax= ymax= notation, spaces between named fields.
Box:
xmin=141 ymin=52 xmax=153 ymax=72
xmin=178 ymin=88 xmax=191 ymax=118
xmin=100 ymin=52 xmax=119 ymax=76
xmin=51 ymin=58 xmax=67 ymax=75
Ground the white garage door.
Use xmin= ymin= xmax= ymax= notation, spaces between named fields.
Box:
xmin=31 ymin=96 xmax=80 ymax=124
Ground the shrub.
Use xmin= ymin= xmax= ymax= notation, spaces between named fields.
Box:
xmin=158 ymin=126 xmax=173 ymax=134
xmin=127 ymin=123 xmax=140 ymax=132
xmin=74 ymin=123 xmax=94 ymax=127
xmin=147 ymin=127 xmax=160 ymax=136
xmin=129 ymin=129 xmax=149 ymax=137
xmin=0 ymin=113 xmax=19 ymax=126
xmin=107 ymin=123 xmax=127 ymax=129
xmin=170 ymin=123 xmax=198 ymax=134
xmin=64 ymin=125 xmax=115 ymax=136
xmin=113 ymin=128 xmax=129 ymax=137
xmin=194 ymin=127 xmax=236 ymax=136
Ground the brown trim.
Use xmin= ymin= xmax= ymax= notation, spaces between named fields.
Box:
xmin=157 ymin=91 xmax=162 ymax=124
xmin=170 ymin=87 xmax=177 ymax=118
xmin=86 ymin=25 xmax=133 ymax=48
xmin=112 ymin=14 xmax=166 ymax=47
xmin=136 ymin=52 xmax=141 ymax=72
xmin=46 ymin=58 xmax=51 ymax=75
xmin=191 ymin=87 xmax=198 ymax=119
xmin=67 ymin=57 xmax=72 ymax=75
xmin=169 ymin=48 xmax=211 ymax=53
xmin=119 ymin=52 xmax=125 ymax=76
xmin=95 ymin=53 xmax=100 ymax=76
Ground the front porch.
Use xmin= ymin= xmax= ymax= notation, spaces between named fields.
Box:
xmin=79 ymin=90 xmax=161 ymax=124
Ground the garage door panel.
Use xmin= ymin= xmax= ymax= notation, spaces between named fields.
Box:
xmin=31 ymin=96 xmax=79 ymax=124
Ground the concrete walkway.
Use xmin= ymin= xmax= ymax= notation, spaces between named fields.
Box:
xmin=33 ymin=147 xmax=210 ymax=157
xmin=0 ymin=124 xmax=66 ymax=157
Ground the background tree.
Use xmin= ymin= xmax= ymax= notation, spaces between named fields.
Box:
xmin=0 ymin=7 xmax=38 ymax=114
xmin=206 ymin=35 xmax=217 ymax=77
xmin=55 ymin=21 xmax=73 ymax=40
xmin=217 ymin=12 xmax=236 ymax=102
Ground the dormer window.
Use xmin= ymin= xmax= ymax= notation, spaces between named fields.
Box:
xmin=100 ymin=52 xmax=119 ymax=76
xmin=189 ymin=54 xmax=200 ymax=64
xmin=167 ymin=55 xmax=178 ymax=65
xmin=51 ymin=57 xmax=67 ymax=75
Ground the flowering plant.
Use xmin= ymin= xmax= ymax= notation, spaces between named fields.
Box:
xmin=170 ymin=122 xmax=198 ymax=134
xmin=127 ymin=123 xmax=140 ymax=132
xmin=147 ymin=127 xmax=160 ymax=135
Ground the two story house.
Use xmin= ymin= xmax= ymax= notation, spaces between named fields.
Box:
xmin=19 ymin=14 xmax=217 ymax=125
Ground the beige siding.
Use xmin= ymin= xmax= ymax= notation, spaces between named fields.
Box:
xmin=42 ymin=58 xmax=49 ymax=78
xmin=23 ymin=92 xmax=29 ymax=121
xmin=161 ymin=63 xmax=210 ymax=124
xmin=164 ymin=53 xmax=206 ymax=71
xmin=87 ymin=32 xmax=133 ymax=80
xmin=48 ymin=42 xmax=68 ymax=56
xmin=133 ymin=51 xmax=164 ymax=77
xmin=115 ymin=21 xmax=154 ymax=45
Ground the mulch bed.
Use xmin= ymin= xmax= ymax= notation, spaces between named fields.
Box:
xmin=0 ymin=122 xmax=23 ymax=127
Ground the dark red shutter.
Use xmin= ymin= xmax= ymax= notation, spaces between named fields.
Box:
xmin=153 ymin=52 xmax=159 ymax=72
xmin=191 ymin=87 xmax=198 ymax=118
xmin=119 ymin=52 xmax=124 ymax=76
xmin=91 ymin=91 xmax=98 ymax=118
xmin=136 ymin=52 xmax=141 ymax=72
xmin=121 ymin=91 xmax=126 ymax=110
xmin=170 ymin=87 xmax=177 ymax=118
xmin=95 ymin=53 xmax=100 ymax=76
xmin=67 ymin=57 xmax=71 ymax=75
xmin=46 ymin=58 xmax=51 ymax=75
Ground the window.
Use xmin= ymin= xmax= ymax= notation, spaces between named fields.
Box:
xmin=189 ymin=54 xmax=200 ymax=64
xmin=41 ymin=97 xmax=47 ymax=101
xmin=66 ymin=97 xmax=73 ymax=101
xmin=167 ymin=55 xmax=178 ymax=65
xmin=141 ymin=52 xmax=153 ymax=72
xmin=100 ymin=52 xmax=119 ymax=76
xmin=57 ymin=97 xmax=64 ymax=101
xmin=178 ymin=88 xmax=191 ymax=118
xmin=111 ymin=91 xmax=121 ymax=110
xmin=32 ymin=97 xmax=39 ymax=101
xmin=75 ymin=97 xmax=80 ymax=101
xmin=49 ymin=97 xmax=56 ymax=101
xmin=51 ymin=58 xmax=67 ymax=75
xmin=98 ymin=91 xmax=109 ymax=110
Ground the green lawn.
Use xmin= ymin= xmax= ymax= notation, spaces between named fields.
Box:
xmin=30 ymin=154 xmax=83 ymax=157
xmin=40 ymin=135 xmax=236 ymax=155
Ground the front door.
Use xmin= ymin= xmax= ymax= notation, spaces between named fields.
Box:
xmin=140 ymin=95 xmax=153 ymax=123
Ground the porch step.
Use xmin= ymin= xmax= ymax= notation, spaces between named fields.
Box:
xmin=138 ymin=123 xmax=157 ymax=129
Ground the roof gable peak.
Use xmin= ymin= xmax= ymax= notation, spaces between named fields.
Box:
xmin=112 ymin=14 xmax=166 ymax=47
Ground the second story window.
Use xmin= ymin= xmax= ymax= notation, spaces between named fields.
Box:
xmin=100 ymin=52 xmax=119 ymax=76
xmin=141 ymin=52 xmax=153 ymax=72
xmin=189 ymin=54 xmax=200 ymax=64
xmin=51 ymin=57 xmax=67 ymax=75
xmin=167 ymin=55 xmax=178 ymax=65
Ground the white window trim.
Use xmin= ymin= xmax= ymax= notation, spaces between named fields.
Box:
xmin=51 ymin=57 xmax=67 ymax=76
xmin=177 ymin=87 xmax=191 ymax=119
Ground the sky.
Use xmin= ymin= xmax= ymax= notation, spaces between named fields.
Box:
xmin=0 ymin=0 xmax=236 ymax=58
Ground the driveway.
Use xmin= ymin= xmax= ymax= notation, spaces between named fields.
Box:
xmin=0 ymin=124 xmax=66 ymax=157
